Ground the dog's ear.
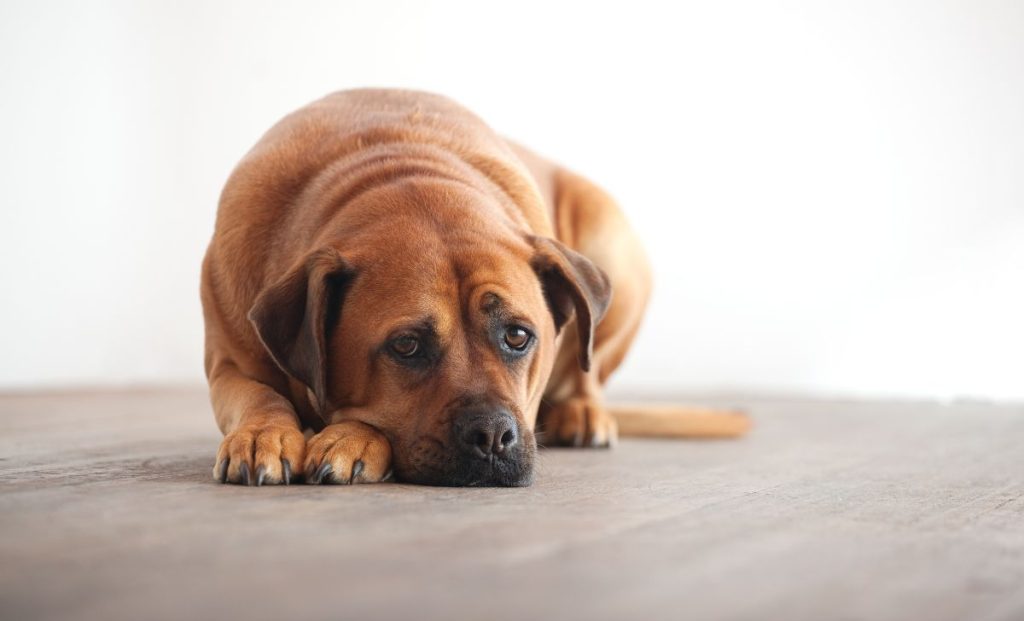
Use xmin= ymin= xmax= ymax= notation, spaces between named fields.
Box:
xmin=530 ymin=236 xmax=612 ymax=372
xmin=248 ymin=247 xmax=352 ymax=416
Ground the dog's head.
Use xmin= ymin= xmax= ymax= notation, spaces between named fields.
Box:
xmin=247 ymin=182 xmax=610 ymax=486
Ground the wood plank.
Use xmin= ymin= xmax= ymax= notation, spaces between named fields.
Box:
xmin=0 ymin=389 xmax=1022 ymax=621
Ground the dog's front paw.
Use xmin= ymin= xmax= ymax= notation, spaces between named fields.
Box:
xmin=214 ymin=420 xmax=306 ymax=486
xmin=304 ymin=421 xmax=393 ymax=484
xmin=542 ymin=397 xmax=618 ymax=448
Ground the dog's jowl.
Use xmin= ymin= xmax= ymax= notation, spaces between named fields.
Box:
xmin=201 ymin=89 xmax=652 ymax=486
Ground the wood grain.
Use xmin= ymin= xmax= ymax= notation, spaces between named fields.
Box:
xmin=1 ymin=389 xmax=1022 ymax=621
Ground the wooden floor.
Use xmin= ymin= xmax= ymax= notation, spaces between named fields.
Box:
xmin=1 ymin=389 xmax=1022 ymax=621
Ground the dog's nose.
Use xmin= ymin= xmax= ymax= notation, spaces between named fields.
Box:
xmin=457 ymin=409 xmax=519 ymax=458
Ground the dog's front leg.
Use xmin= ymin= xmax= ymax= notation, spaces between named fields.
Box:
xmin=304 ymin=421 xmax=393 ymax=485
xmin=210 ymin=368 xmax=306 ymax=486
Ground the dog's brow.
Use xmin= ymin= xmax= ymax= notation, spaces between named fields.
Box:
xmin=482 ymin=293 xmax=528 ymax=323
xmin=385 ymin=317 xmax=437 ymax=337
xmin=479 ymin=294 xmax=536 ymax=332
xmin=480 ymin=292 xmax=505 ymax=315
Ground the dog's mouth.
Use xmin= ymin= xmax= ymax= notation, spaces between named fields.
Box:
xmin=394 ymin=432 xmax=536 ymax=487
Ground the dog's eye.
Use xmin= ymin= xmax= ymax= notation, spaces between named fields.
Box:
xmin=390 ymin=335 xmax=420 ymax=357
xmin=502 ymin=326 xmax=532 ymax=351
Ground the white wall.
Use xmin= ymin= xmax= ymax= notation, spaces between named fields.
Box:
xmin=2 ymin=1 xmax=1022 ymax=400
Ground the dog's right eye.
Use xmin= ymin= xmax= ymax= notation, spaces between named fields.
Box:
xmin=390 ymin=335 xmax=420 ymax=358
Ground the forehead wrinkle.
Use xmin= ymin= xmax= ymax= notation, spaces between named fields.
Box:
xmin=355 ymin=226 xmax=462 ymax=322
xmin=452 ymin=250 xmax=524 ymax=312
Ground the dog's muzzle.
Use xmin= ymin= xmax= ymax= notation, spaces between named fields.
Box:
xmin=440 ymin=405 xmax=534 ymax=486
xmin=395 ymin=402 xmax=536 ymax=487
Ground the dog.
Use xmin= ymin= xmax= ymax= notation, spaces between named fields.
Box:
xmin=201 ymin=89 xmax=748 ymax=487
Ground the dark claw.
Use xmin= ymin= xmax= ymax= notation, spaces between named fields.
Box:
xmin=216 ymin=459 xmax=229 ymax=483
xmin=281 ymin=459 xmax=292 ymax=485
xmin=255 ymin=464 xmax=267 ymax=487
xmin=239 ymin=461 xmax=251 ymax=486
xmin=350 ymin=460 xmax=364 ymax=484
xmin=313 ymin=462 xmax=333 ymax=485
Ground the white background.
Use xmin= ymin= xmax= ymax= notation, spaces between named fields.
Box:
xmin=2 ymin=1 xmax=1022 ymax=400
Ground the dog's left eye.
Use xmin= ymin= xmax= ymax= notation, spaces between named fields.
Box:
xmin=390 ymin=335 xmax=420 ymax=358
xmin=502 ymin=326 xmax=532 ymax=351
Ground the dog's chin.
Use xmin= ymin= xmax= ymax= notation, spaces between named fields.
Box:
xmin=399 ymin=460 xmax=535 ymax=487
xmin=394 ymin=436 xmax=536 ymax=487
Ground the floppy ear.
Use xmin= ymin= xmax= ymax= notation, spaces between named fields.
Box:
xmin=248 ymin=247 xmax=352 ymax=416
xmin=530 ymin=236 xmax=612 ymax=372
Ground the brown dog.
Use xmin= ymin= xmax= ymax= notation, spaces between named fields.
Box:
xmin=201 ymin=89 xmax=747 ymax=487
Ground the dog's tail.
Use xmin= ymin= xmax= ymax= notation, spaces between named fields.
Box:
xmin=608 ymin=404 xmax=751 ymax=439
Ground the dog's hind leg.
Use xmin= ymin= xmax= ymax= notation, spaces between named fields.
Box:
xmin=534 ymin=166 xmax=653 ymax=447
xmin=513 ymin=145 xmax=748 ymax=446
xmin=516 ymin=154 xmax=749 ymax=444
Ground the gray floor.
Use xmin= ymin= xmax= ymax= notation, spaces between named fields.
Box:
xmin=1 ymin=389 xmax=1022 ymax=621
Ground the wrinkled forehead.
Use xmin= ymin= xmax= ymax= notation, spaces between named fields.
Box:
xmin=344 ymin=238 xmax=546 ymax=339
